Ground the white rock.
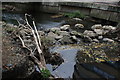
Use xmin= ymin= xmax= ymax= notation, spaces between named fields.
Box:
xmin=83 ymin=30 xmax=97 ymax=37
xmin=103 ymin=25 xmax=116 ymax=30
xmin=94 ymin=29 xmax=104 ymax=35
xmin=103 ymin=38 xmax=114 ymax=42
xmin=91 ymin=24 xmax=103 ymax=30
xmin=98 ymin=36 xmax=103 ymax=39
xmin=71 ymin=36 xmax=77 ymax=41
xmin=93 ymin=39 xmax=99 ymax=43
xmin=73 ymin=18 xmax=82 ymax=21
xmin=75 ymin=24 xmax=84 ymax=28
xmin=55 ymin=36 xmax=63 ymax=40
xmin=60 ymin=25 xmax=70 ymax=31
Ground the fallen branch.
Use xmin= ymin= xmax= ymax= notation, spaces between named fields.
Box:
xmin=25 ymin=14 xmax=46 ymax=69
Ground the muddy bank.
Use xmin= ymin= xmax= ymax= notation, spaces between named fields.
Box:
xmin=2 ymin=21 xmax=35 ymax=78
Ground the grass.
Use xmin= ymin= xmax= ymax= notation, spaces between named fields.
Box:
xmin=63 ymin=11 xmax=85 ymax=19
xmin=40 ymin=68 xmax=51 ymax=78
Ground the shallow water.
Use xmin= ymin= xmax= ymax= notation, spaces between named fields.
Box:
xmin=2 ymin=12 xmax=66 ymax=30
xmin=48 ymin=45 xmax=79 ymax=78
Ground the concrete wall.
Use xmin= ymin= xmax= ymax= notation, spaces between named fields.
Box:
xmin=41 ymin=2 xmax=120 ymax=23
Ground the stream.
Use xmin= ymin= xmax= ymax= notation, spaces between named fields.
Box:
xmin=2 ymin=12 xmax=120 ymax=79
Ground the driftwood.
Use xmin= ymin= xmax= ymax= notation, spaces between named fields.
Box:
xmin=15 ymin=14 xmax=47 ymax=72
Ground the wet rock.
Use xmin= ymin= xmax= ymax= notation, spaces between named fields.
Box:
xmin=47 ymin=32 xmax=58 ymax=38
xmin=98 ymin=36 xmax=103 ymax=39
xmin=60 ymin=25 xmax=70 ymax=31
xmin=50 ymin=27 xmax=60 ymax=33
xmin=73 ymin=18 xmax=82 ymax=21
xmin=49 ymin=52 xmax=64 ymax=65
xmin=60 ymin=35 xmax=73 ymax=44
xmin=103 ymin=25 xmax=116 ymax=31
xmin=55 ymin=36 xmax=63 ymax=40
xmin=41 ymin=36 xmax=56 ymax=46
xmin=83 ymin=30 xmax=97 ymax=37
xmin=94 ymin=29 xmax=104 ymax=35
xmin=38 ymin=31 xmax=45 ymax=36
xmin=0 ymin=21 xmax=6 ymax=26
xmin=93 ymin=39 xmax=99 ymax=43
xmin=75 ymin=24 xmax=84 ymax=29
xmin=70 ymin=31 xmax=84 ymax=38
xmin=91 ymin=24 xmax=103 ymax=30
xmin=83 ymin=36 xmax=93 ymax=42
xmin=71 ymin=36 xmax=78 ymax=41
xmin=103 ymin=38 xmax=114 ymax=42
xmin=57 ymin=31 xmax=69 ymax=36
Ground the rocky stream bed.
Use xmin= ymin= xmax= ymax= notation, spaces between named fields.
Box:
xmin=1 ymin=12 xmax=120 ymax=79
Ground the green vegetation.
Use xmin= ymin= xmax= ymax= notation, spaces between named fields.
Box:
xmin=63 ymin=11 xmax=85 ymax=19
xmin=40 ymin=68 xmax=51 ymax=78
